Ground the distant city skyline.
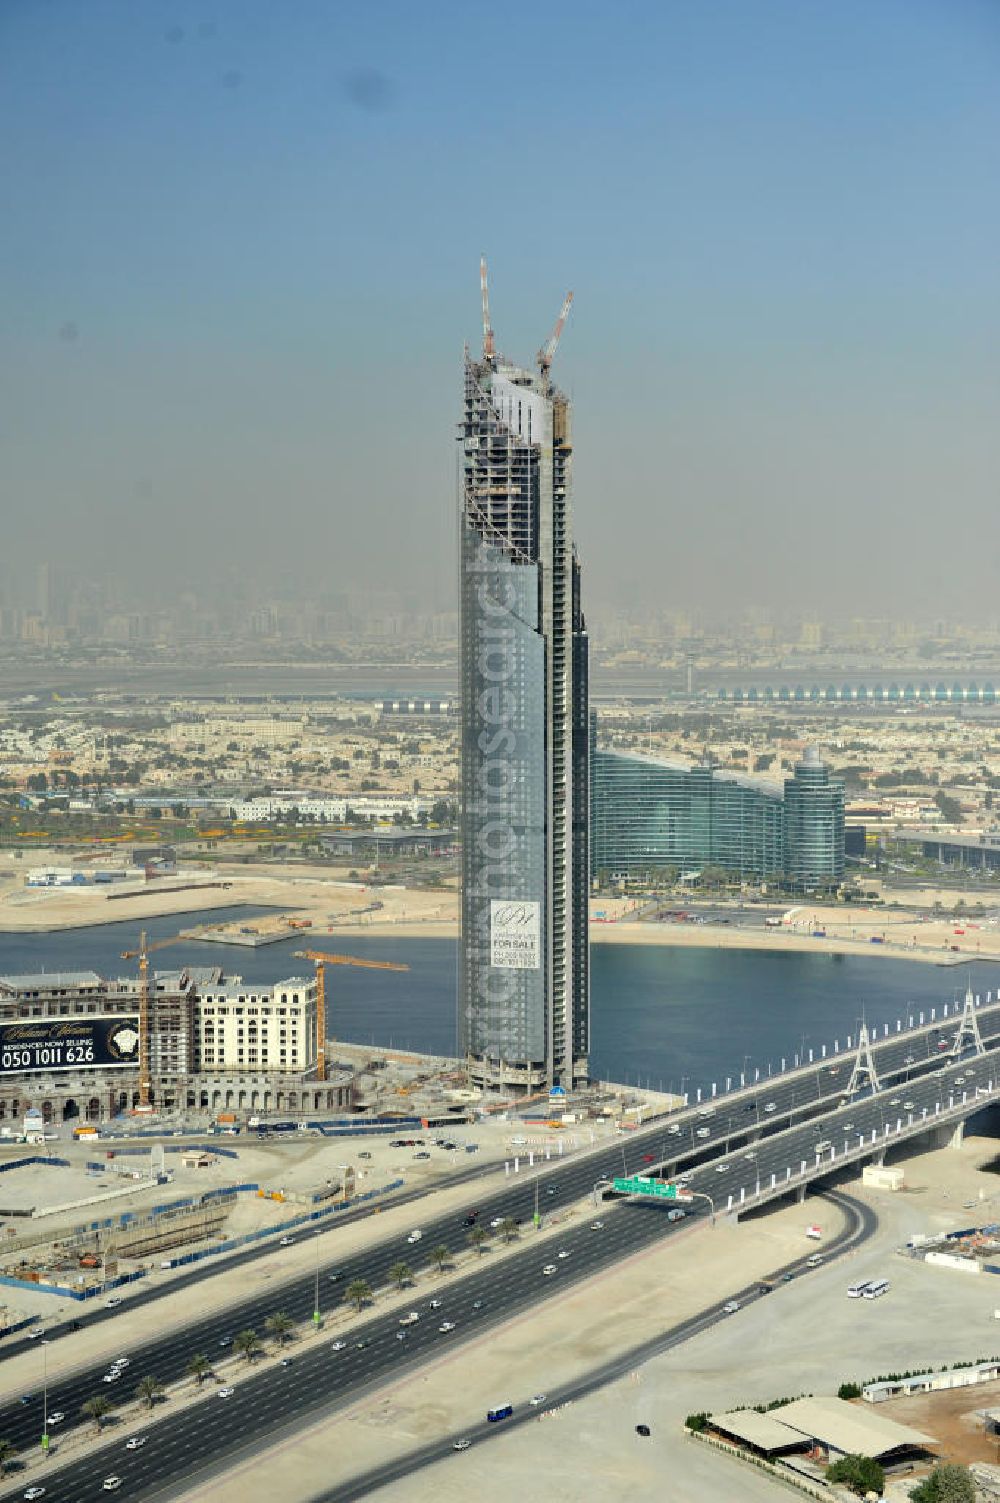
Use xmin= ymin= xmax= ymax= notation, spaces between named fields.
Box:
xmin=2 ymin=2 xmax=998 ymax=619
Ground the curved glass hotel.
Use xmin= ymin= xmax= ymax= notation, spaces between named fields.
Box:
xmin=591 ymin=736 xmax=844 ymax=891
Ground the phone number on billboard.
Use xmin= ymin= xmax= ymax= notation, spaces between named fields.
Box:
xmin=1 ymin=1043 xmax=95 ymax=1070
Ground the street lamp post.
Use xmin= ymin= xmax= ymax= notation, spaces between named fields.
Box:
xmin=41 ymin=1338 xmax=50 ymax=1452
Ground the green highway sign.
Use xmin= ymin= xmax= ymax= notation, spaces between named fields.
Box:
xmin=613 ymin=1176 xmax=688 ymax=1199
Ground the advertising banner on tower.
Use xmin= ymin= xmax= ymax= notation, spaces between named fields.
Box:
xmin=0 ymin=1016 xmax=140 ymax=1076
xmin=490 ymin=900 xmax=541 ymax=970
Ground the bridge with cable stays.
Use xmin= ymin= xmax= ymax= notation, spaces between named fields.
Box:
xmin=603 ymin=984 xmax=1000 ymax=1221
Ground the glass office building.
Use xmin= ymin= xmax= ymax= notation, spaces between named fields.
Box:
xmin=592 ymin=738 xmax=843 ymax=891
xmin=459 ymin=275 xmax=589 ymax=1093
xmin=783 ymin=746 xmax=845 ymax=888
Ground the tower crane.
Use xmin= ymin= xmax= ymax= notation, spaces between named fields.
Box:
xmin=120 ymin=929 xmax=190 ymax=1108
xmin=536 ymin=289 xmax=574 ymax=378
xmin=480 ymin=256 xmax=496 ymax=363
xmin=293 ymin=950 xmax=410 ymax=1082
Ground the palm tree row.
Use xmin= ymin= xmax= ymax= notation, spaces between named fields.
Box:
xmin=343 ymin=1220 xmax=519 ymax=1313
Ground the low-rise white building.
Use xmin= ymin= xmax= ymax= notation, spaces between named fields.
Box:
xmin=195 ymin=976 xmax=317 ymax=1075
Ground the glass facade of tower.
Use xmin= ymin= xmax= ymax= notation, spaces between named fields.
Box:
xmin=783 ymin=748 xmax=845 ymax=888
xmin=459 ymin=343 xmax=589 ymax=1092
xmin=591 ymin=739 xmax=843 ymax=890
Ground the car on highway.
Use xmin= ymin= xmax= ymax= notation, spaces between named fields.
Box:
xmin=529 ymin=1394 xmax=547 ymax=1406
xmin=428 ymin=1299 xmax=443 ymax=1310
xmin=557 ymin=1249 xmax=570 ymax=1259
xmin=106 ymin=1296 xmax=123 ymax=1308
xmin=103 ymin=1477 xmax=123 ymax=1491
xmin=19 ymin=1395 xmax=32 ymax=1406
xmin=218 ymin=1387 xmax=235 ymax=1399
xmin=743 ymin=1150 xmax=756 ymax=1161
xmin=542 ymin=1264 xmax=557 ymax=1276
xmin=453 ymin=1438 xmax=472 ymax=1451
xmin=399 ymin=1311 xmax=420 ymax=1325
xmin=279 ymin=1236 xmax=294 ymax=1247
xmin=955 ymin=1077 xmax=966 ymax=1086
xmin=27 ymin=1329 xmax=43 ymax=1340
xmin=666 ymin=1208 xmax=685 ymax=1222
xmin=546 ymin=1186 xmax=556 ymax=1196
xmin=439 ymin=1321 xmax=456 ymax=1333
xmin=328 ymin=1270 xmax=345 ymax=1283
xmin=280 ymin=1357 xmax=293 ymax=1368
xmin=697 ymin=1106 xmax=715 ymax=1118
xmin=590 ymin=1221 xmax=604 ymax=1230
xmin=23 ymin=1489 xmax=45 ymax=1501
xmin=355 ymin=1338 xmax=371 ymax=1350
xmin=125 ymin=1436 xmax=147 ymax=1450
xmin=47 ymin=1410 xmax=65 ymax=1425
xmin=472 ymin=1299 xmax=484 ymax=1310
xmin=904 ymin=1100 xmax=915 ymax=1110
xmin=329 ymin=1340 xmax=346 ymax=1352
xmin=806 ymin=1254 xmax=824 ymax=1268
xmin=678 ymin=1171 xmax=693 ymax=1184
xmin=889 ymin=1098 xmax=900 ymax=1107
xmin=642 ymin=1153 xmax=655 ymax=1163
xmin=763 ymin=1102 xmax=776 ymax=1113
xmin=112 ymin=1356 xmax=130 ymax=1368
xmin=695 ymin=1127 xmax=710 ymax=1138
xmin=102 ymin=1370 xmax=122 ymax=1384
xmin=218 ymin=1336 xmax=232 ymax=1348
xmin=490 ymin=1217 xmax=503 ymax=1228
xmin=667 ymin=1123 xmax=681 ymax=1134
xmin=722 ymin=1300 xmax=740 ymax=1314
xmin=715 ymin=1163 xmax=729 ymax=1173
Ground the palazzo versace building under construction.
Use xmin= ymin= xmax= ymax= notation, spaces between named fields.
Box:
xmin=459 ymin=265 xmax=589 ymax=1094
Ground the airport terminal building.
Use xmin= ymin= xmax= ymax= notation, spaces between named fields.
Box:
xmin=0 ymin=968 xmax=351 ymax=1126
xmin=591 ymin=740 xmax=844 ymax=891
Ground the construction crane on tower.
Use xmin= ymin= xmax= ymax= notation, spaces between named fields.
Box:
xmin=293 ymin=950 xmax=410 ymax=1082
xmin=537 ymin=289 xmax=574 ymax=378
xmin=120 ymin=929 xmax=189 ymax=1108
xmin=480 ymin=255 xmax=496 ymax=364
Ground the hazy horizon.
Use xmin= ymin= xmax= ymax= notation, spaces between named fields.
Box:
xmin=3 ymin=1 xmax=998 ymax=621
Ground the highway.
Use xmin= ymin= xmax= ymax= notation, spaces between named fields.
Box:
xmin=0 ymin=1185 xmax=875 ymax=1503
xmin=0 ymin=994 xmax=996 ymax=1499
xmin=316 ymin=1189 xmax=878 ymax=1503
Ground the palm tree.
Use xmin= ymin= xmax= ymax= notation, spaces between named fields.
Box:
xmin=429 ymin=1243 xmax=451 ymax=1273
xmin=187 ymin=1352 xmax=212 ymax=1386
xmin=0 ymin=1440 xmax=15 ymax=1478
xmin=82 ymin=1395 xmax=112 ymax=1433
xmin=499 ymin=1217 xmax=519 ymax=1243
xmin=135 ymin=1375 xmax=164 ymax=1410
xmin=345 ymin=1278 xmax=372 ymax=1313
xmin=234 ymin=1328 xmax=261 ymax=1363
xmin=466 ymin=1225 xmax=488 ymax=1255
xmin=265 ymin=1311 xmax=294 ymax=1348
xmin=389 ymin=1260 xmax=412 ymax=1290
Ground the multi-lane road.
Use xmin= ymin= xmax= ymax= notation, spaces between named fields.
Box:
xmin=1 ymin=996 xmax=998 ymax=1499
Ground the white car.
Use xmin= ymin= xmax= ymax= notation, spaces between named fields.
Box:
xmin=695 ymin=1127 xmax=710 ymax=1138
xmin=112 ymin=1357 xmax=130 ymax=1369
xmin=453 ymin=1438 xmax=471 ymax=1451
xmin=330 ymin=1340 xmax=346 ymax=1352
xmin=903 ymin=1101 xmax=915 ymax=1110
xmin=103 ymin=1482 xmax=123 ymax=1494
xmin=439 ymin=1321 xmax=456 ymax=1333
xmin=529 ymin=1393 xmax=547 ymax=1406
xmin=590 ymin=1221 xmax=604 ymax=1230
xmin=27 ymin=1329 xmax=43 ymax=1340
xmin=806 ymin=1254 xmax=824 ymax=1267
xmin=722 ymin=1300 xmax=740 ymax=1315
xmin=743 ymin=1151 xmax=756 ymax=1161
xmin=279 ymin=1236 xmax=294 ymax=1247
xmin=428 ymin=1299 xmax=443 ymax=1310
xmin=125 ymin=1436 xmax=147 ymax=1450
xmin=23 ymin=1490 xmax=45 ymax=1501
xmin=48 ymin=1412 xmax=65 ymax=1425
xmin=667 ymin=1123 xmax=681 ymax=1134
xmin=490 ymin=1217 xmax=503 ymax=1228
xmin=218 ymin=1387 xmax=235 ymax=1399
xmin=557 ymin=1249 xmax=570 ymax=1259
xmin=763 ymin=1102 xmax=776 ymax=1114
xmin=542 ymin=1264 xmax=557 ymax=1276
xmin=106 ymin=1297 xmax=123 ymax=1308
xmin=715 ymin=1163 xmax=729 ymax=1173
xmin=102 ymin=1370 xmax=122 ymax=1384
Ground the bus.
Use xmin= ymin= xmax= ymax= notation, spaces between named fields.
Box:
xmin=487 ymin=1403 xmax=514 ymax=1423
xmin=846 ymin=1281 xmax=871 ymax=1299
xmin=863 ymin=1280 xmax=890 ymax=1299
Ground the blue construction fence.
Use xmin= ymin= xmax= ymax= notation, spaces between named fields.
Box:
xmin=0 ymin=1155 xmax=70 ymax=1173
xmin=0 ymin=1177 xmax=404 ymax=1300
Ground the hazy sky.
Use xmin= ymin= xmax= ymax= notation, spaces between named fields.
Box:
xmin=2 ymin=0 xmax=998 ymax=620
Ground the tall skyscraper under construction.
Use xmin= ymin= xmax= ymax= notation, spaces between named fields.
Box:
xmin=459 ymin=263 xmax=589 ymax=1094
